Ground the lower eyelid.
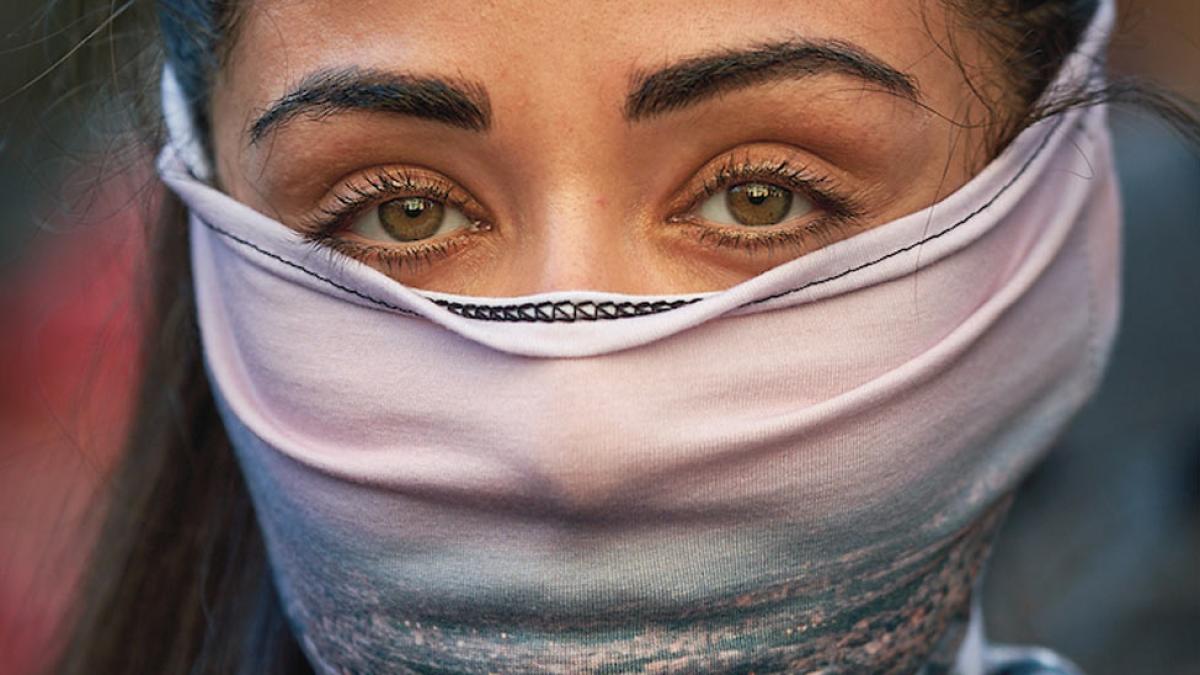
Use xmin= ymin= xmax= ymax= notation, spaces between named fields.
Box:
xmin=311 ymin=228 xmax=476 ymax=275
xmin=671 ymin=206 xmax=860 ymax=250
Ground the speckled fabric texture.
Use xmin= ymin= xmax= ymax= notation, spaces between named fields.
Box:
xmin=161 ymin=2 xmax=1119 ymax=672
xmin=221 ymin=400 xmax=1013 ymax=673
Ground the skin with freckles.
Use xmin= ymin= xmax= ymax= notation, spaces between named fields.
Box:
xmin=211 ymin=0 xmax=1007 ymax=296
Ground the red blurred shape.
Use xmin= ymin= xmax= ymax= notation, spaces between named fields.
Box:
xmin=0 ymin=166 xmax=153 ymax=674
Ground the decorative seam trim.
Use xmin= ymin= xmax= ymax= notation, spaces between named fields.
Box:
xmin=195 ymin=114 xmax=1070 ymax=324
xmin=430 ymin=297 xmax=702 ymax=322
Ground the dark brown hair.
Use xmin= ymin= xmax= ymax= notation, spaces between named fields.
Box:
xmin=41 ymin=1 xmax=1197 ymax=673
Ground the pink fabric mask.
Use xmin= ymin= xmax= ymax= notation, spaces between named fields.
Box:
xmin=159 ymin=2 xmax=1120 ymax=671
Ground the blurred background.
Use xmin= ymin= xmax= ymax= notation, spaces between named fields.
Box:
xmin=0 ymin=1 xmax=1196 ymax=674
xmin=980 ymin=3 xmax=1200 ymax=671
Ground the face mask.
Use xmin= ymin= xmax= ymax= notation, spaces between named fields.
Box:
xmin=159 ymin=1 xmax=1119 ymax=671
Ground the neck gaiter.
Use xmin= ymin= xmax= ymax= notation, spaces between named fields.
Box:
xmin=159 ymin=2 xmax=1120 ymax=671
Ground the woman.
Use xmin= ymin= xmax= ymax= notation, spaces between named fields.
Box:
xmin=49 ymin=0 xmax=1195 ymax=673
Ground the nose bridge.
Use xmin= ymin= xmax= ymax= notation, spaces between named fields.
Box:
xmin=521 ymin=178 xmax=632 ymax=293
xmin=501 ymin=121 xmax=651 ymax=294
xmin=489 ymin=39 xmax=653 ymax=295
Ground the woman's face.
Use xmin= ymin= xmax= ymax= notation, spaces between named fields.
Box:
xmin=211 ymin=0 xmax=1003 ymax=296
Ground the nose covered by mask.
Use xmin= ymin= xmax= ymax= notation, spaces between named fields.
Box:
xmin=159 ymin=1 xmax=1120 ymax=671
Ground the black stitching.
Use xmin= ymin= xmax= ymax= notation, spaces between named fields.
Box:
xmin=195 ymin=115 xmax=1070 ymax=325
xmin=430 ymin=297 xmax=702 ymax=322
xmin=426 ymin=115 xmax=1070 ymax=323
xmin=553 ymin=302 xmax=575 ymax=322
xmin=197 ymin=220 xmax=419 ymax=316
xmin=742 ymin=115 xmax=1069 ymax=308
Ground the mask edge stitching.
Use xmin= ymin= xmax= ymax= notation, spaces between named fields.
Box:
xmin=742 ymin=114 xmax=1071 ymax=310
xmin=196 ymin=220 xmax=420 ymax=317
xmin=195 ymin=111 xmax=1078 ymax=324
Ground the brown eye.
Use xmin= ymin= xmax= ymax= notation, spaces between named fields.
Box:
xmin=349 ymin=196 xmax=471 ymax=244
xmin=726 ymin=183 xmax=793 ymax=226
xmin=698 ymin=181 xmax=812 ymax=227
xmin=378 ymin=197 xmax=445 ymax=241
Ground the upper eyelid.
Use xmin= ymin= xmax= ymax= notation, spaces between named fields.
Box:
xmin=306 ymin=168 xmax=482 ymax=230
xmin=700 ymin=163 xmax=827 ymax=198
xmin=676 ymin=157 xmax=855 ymax=219
xmin=303 ymin=149 xmax=859 ymax=233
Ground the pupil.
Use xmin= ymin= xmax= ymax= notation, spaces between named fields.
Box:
xmin=726 ymin=182 xmax=793 ymax=227
xmin=402 ymin=198 xmax=426 ymax=218
xmin=378 ymin=197 xmax=444 ymax=241
xmin=745 ymin=185 xmax=770 ymax=205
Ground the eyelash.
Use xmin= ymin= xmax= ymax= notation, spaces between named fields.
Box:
xmin=300 ymin=168 xmax=489 ymax=274
xmin=668 ymin=155 xmax=865 ymax=253
xmin=300 ymin=157 xmax=866 ymax=272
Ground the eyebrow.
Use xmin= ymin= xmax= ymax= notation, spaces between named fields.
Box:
xmin=625 ymin=38 xmax=919 ymax=121
xmin=248 ymin=38 xmax=917 ymax=143
xmin=249 ymin=67 xmax=491 ymax=143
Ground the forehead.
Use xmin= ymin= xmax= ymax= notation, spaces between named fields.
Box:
xmin=220 ymin=0 xmax=968 ymax=115
xmin=236 ymin=0 xmax=923 ymax=52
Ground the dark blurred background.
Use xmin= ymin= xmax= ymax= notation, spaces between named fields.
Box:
xmin=0 ymin=2 xmax=1196 ymax=674
xmin=981 ymin=3 xmax=1200 ymax=670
